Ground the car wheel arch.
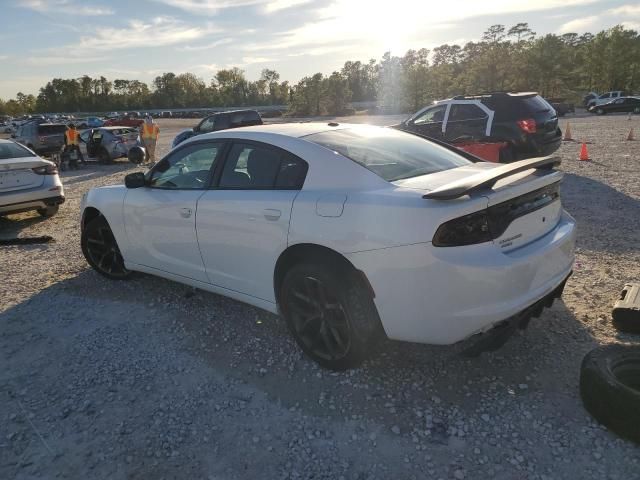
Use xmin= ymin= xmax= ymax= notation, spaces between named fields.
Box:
xmin=274 ymin=243 xmax=375 ymax=304
xmin=82 ymin=206 xmax=103 ymax=231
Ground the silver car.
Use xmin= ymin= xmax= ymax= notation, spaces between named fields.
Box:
xmin=0 ymin=139 xmax=64 ymax=217
xmin=79 ymin=127 xmax=142 ymax=164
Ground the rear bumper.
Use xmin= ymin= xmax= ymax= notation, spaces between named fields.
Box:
xmin=346 ymin=210 xmax=576 ymax=344
xmin=515 ymin=130 xmax=562 ymax=159
xmin=0 ymin=195 xmax=65 ymax=214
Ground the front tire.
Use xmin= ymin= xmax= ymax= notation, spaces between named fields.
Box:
xmin=280 ymin=263 xmax=383 ymax=370
xmin=37 ymin=205 xmax=59 ymax=217
xmin=81 ymin=215 xmax=131 ymax=279
xmin=634 ymin=107 xmax=640 ymax=114
xmin=596 ymin=108 xmax=605 ymax=115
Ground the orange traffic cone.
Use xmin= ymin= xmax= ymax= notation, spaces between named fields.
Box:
xmin=563 ymin=122 xmax=573 ymax=141
xmin=579 ymin=143 xmax=590 ymax=161
xmin=627 ymin=127 xmax=635 ymax=141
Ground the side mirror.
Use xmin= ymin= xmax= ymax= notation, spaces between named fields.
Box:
xmin=124 ymin=172 xmax=146 ymax=189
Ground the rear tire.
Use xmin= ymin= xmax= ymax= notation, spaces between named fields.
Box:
xmin=280 ymin=263 xmax=383 ymax=370
xmin=580 ymin=344 xmax=640 ymax=444
xmin=634 ymin=107 xmax=640 ymax=114
xmin=81 ymin=215 xmax=131 ymax=280
xmin=37 ymin=205 xmax=58 ymax=217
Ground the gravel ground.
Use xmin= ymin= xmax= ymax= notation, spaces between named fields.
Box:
xmin=1 ymin=114 xmax=639 ymax=479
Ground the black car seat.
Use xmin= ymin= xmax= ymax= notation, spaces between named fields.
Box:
xmin=247 ymin=149 xmax=280 ymax=187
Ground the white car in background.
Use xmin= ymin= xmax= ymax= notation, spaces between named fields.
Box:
xmin=0 ymin=139 xmax=64 ymax=217
xmin=80 ymin=123 xmax=575 ymax=370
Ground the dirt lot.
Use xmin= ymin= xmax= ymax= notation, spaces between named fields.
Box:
xmin=1 ymin=114 xmax=639 ymax=479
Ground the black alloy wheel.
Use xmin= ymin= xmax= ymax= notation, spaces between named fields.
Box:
xmin=280 ymin=263 xmax=383 ymax=370
xmin=287 ymin=274 xmax=352 ymax=362
xmin=81 ymin=216 xmax=131 ymax=279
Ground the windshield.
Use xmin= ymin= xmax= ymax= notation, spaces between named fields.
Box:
xmin=0 ymin=142 xmax=36 ymax=159
xmin=305 ymin=126 xmax=470 ymax=181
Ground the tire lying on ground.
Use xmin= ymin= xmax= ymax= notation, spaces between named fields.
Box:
xmin=580 ymin=344 xmax=640 ymax=444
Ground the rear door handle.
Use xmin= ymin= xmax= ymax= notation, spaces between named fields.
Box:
xmin=263 ymin=209 xmax=281 ymax=221
xmin=179 ymin=207 xmax=192 ymax=218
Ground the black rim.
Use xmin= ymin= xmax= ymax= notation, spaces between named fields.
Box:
xmin=85 ymin=224 xmax=128 ymax=277
xmin=286 ymin=275 xmax=351 ymax=361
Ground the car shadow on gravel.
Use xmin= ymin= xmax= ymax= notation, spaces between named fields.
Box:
xmin=60 ymin=163 xmax=139 ymax=185
xmin=561 ymin=172 xmax=640 ymax=253
xmin=0 ymin=212 xmax=49 ymax=238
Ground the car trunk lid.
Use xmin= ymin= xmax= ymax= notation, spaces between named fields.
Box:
xmin=483 ymin=169 xmax=563 ymax=251
xmin=396 ymin=156 xmax=564 ymax=251
xmin=0 ymin=157 xmax=48 ymax=192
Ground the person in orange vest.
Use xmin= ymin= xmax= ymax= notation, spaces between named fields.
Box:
xmin=64 ymin=123 xmax=85 ymax=168
xmin=140 ymin=116 xmax=160 ymax=164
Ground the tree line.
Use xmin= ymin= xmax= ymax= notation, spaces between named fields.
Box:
xmin=1 ymin=23 xmax=638 ymax=117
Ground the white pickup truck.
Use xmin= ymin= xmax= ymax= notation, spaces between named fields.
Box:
xmin=587 ymin=91 xmax=625 ymax=107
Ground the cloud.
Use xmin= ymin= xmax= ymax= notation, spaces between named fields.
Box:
xmin=243 ymin=0 xmax=600 ymax=57
xmin=558 ymin=15 xmax=599 ymax=33
xmin=609 ymin=5 xmax=640 ymax=16
xmin=21 ymin=0 xmax=114 ymax=16
xmin=263 ymin=0 xmax=314 ymax=13
xmin=179 ymin=37 xmax=233 ymax=51
xmin=72 ymin=16 xmax=207 ymax=52
xmin=152 ymin=0 xmax=263 ymax=15
xmin=22 ymin=56 xmax=109 ymax=66
xmin=241 ymin=56 xmax=272 ymax=64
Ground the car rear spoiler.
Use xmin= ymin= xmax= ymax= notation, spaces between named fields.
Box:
xmin=423 ymin=156 xmax=561 ymax=200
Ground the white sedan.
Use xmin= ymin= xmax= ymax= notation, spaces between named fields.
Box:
xmin=80 ymin=123 xmax=575 ymax=370
xmin=0 ymin=139 xmax=64 ymax=217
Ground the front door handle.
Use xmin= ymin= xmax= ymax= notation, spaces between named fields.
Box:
xmin=263 ymin=209 xmax=281 ymax=221
xmin=179 ymin=207 xmax=192 ymax=218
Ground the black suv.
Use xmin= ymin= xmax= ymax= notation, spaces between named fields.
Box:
xmin=394 ymin=92 xmax=562 ymax=161
xmin=172 ymin=110 xmax=263 ymax=148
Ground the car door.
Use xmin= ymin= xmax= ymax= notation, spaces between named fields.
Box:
xmin=196 ymin=141 xmax=308 ymax=302
xmin=444 ymin=103 xmax=490 ymax=142
xmin=123 ymin=141 xmax=223 ymax=282
xmin=405 ymin=104 xmax=448 ymax=140
xmin=608 ymin=98 xmax=625 ymax=112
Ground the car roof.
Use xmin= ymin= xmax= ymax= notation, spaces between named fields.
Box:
xmin=98 ymin=126 xmax=135 ymax=131
xmin=209 ymin=109 xmax=259 ymax=117
xmin=200 ymin=122 xmax=353 ymax=139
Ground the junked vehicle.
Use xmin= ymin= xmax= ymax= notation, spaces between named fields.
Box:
xmin=80 ymin=123 xmax=575 ymax=370
xmin=171 ymin=110 xmax=263 ymax=148
xmin=393 ymin=92 xmax=562 ymax=162
xmin=0 ymin=139 xmax=64 ymax=217
xmin=588 ymin=96 xmax=640 ymax=115
xmin=13 ymin=121 xmax=67 ymax=156
xmin=78 ymin=127 xmax=142 ymax=164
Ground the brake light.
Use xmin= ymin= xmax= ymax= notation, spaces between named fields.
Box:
xmin=32 ymin=164 xmax=58 ymax=175
xmin=432 ymin=210 xmax=492 ymax=247
xmin=516 ymin=118 xmax=537 ymax=134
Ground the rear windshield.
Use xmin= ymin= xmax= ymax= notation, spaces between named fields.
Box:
xmin=0 ymin=142 xmax=35 ymax=159
xmin=305 ymin=127 xmax=470 ymax=182
xmin=38 ymin=124 xmax=67 ymax=135
xmin=519 ymin=96 xmax=553 ymax=113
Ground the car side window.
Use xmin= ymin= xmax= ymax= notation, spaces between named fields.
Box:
xmin=448 ymin=104 xmax=487 ymax=121
xmin=199 ymin=117 xmax=215 ymax=133
xmin=219 ymin=143 xmax=307 ymax=190
xmin=614 ymin=99 xmax=624 ymax=104
xmin=413 ymin=105 xmax=447 ymax=125
xmin=148 ymin=143 xmax=220 ymax=190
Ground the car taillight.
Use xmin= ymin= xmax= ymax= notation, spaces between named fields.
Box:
xmin=432 ymin=210 xmax=492 ymax=247
xmin=516 ymin=118 xmax=537 ymax=134
xmin=32 ymin=164 xmax=58 ymax=175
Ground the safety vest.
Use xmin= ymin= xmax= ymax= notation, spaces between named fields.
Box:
xmin=65 ymin=128 xmax=79 ymax=145
xmin=141 ymin=123 xmax=159 ymax=140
